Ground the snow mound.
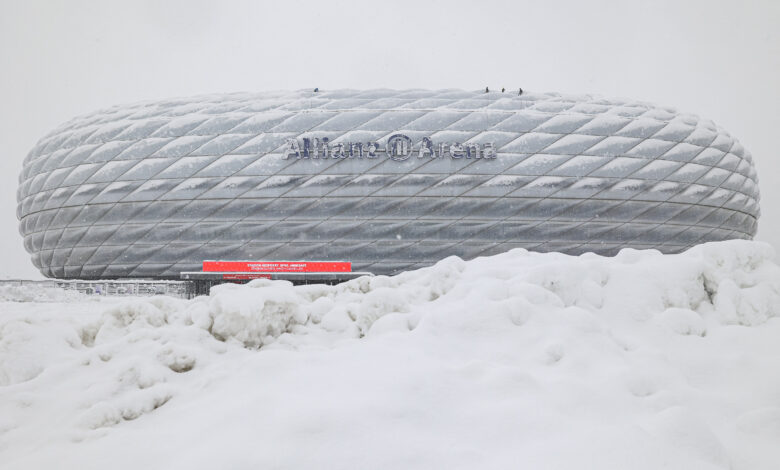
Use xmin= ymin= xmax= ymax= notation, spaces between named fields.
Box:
xmin=1 ymin=240 xmax=779 ymax=469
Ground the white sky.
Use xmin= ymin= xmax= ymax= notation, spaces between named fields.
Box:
xmin=1 ymin=0 xmax=778 ymax=278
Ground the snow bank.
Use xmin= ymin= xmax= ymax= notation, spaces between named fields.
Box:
xmin=1 ymin=240 xmax=779 ymax=469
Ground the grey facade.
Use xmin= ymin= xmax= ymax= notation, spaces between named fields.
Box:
xmin=17 ymin=89 xmax=760 ymax=279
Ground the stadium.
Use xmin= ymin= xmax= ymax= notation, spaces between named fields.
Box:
xmin=17 ymin=89 xmax=760 ymax=280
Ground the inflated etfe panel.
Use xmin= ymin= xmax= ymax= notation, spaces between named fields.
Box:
xmin=17 ymin=89 xmax=760 ymax=279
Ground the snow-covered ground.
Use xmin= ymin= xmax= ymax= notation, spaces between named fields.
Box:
xmin=1 ymin=240 xmax=779 ymax=469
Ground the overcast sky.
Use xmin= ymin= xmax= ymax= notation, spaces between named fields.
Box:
xmin=1 ymin=0 xmax=778 ymax=278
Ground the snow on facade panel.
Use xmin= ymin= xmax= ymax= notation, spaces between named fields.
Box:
xmin=17 ymin=89 xmax=761 ymax=279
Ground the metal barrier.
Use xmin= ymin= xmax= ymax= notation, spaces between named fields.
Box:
xmin=0 ymin=279 xmax=193 ymax=299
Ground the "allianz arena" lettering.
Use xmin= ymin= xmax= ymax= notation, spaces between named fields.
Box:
xmin=285 ymin=134 xmax=497 ymax=161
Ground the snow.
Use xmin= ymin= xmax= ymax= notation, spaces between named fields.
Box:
xmin=1 ymin=240 xmax=780 ymax=469
xmin=0 ymin=285 xmax=86 ymax=303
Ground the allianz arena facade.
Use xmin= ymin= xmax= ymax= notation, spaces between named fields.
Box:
xmin=17 ymin=89 xmax=760 ymax=279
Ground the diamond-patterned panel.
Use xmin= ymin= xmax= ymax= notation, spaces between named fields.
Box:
xmin=18 ymin=89 xmax=761 ymax=279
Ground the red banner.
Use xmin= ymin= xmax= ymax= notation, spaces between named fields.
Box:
xmin=203 ymin=261 xmax=351 ymax=273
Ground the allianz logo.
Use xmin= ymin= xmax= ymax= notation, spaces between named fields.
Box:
xmin=284 ymin=134 xmax=496 ymax=161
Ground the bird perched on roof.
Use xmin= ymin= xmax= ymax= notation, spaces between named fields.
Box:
xmin=518 ymin=88 xmax=524 ymax=96
xmin=502 ymin=88 xmax=505 ymax=93
xmin=485 ymin=87 xmax=489 ymax=93
xmin=314 ymin=88 xmax=319 ymax=92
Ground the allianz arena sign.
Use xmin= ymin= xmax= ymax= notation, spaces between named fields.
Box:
xmin=285 ymin=134 xmax=497 ymax=161
xmin=16 ymin=89 xmax=761 ymax=280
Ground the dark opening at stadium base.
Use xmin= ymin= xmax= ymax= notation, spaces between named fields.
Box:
xmin=185 ymin=273 xmax=371 ymax=297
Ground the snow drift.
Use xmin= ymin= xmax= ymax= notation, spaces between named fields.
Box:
xmin=1 ymin=240 xmax=779 ymax=469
